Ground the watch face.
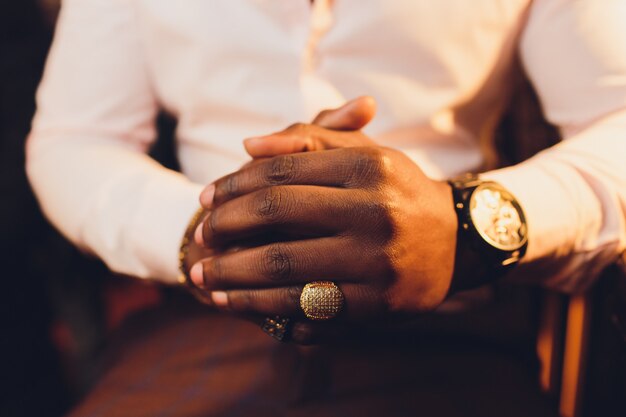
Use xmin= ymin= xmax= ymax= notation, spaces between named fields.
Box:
xmin=469 ymin=183 xmax=527 ymax=251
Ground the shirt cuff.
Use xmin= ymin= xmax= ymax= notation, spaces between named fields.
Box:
xmin=128 ymin=175 xmax=204 ymax=284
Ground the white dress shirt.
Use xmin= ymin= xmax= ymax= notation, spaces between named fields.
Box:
xmin=26 ymin=0 xmax=626 ymax=292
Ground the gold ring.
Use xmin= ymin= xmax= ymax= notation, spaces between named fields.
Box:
xmin=300 ymin=281 xmax=344 ymax=320
xmin=262 ymin=316 xmax=291 ymax=342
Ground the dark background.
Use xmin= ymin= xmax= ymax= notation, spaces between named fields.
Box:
xmin=0 ymin=1 xmax=70 ymax=415
xmin=0 ymin=1 xmax=122 ymax=415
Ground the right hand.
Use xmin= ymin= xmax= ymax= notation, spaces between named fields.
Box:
xmin=190 ymin=97 xmax=382 ymax=343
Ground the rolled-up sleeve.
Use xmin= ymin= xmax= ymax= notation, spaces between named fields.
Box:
xmin=26 ymin=0 xmax=203 ymax=283
xmin=483 ymin=0 xmax=626 ymax=292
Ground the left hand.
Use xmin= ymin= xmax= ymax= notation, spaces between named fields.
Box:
xmin=190 ymin=101 xmax=458 ymax=337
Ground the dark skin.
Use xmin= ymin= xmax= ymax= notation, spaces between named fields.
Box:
xmin=186 ymin=97 xmax=459 ymax=342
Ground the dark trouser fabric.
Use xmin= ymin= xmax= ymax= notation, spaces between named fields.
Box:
xmin=67 ymin=293 xmax=557 ymax=417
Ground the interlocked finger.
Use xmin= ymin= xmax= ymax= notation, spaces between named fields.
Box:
xmin=202 ymin=185 xmax=367 ymax=247
xmin=196 ymin=237 xmax=387 ymax=290
xmin=211 ymin=147 xmax=383 ymax=205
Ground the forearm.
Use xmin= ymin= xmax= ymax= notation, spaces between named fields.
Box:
xmin=26 ymin=133 xmax=204 ymax=282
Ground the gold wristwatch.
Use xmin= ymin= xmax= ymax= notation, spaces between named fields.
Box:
xmin=448 ymin=174 xmax=528 ymax=290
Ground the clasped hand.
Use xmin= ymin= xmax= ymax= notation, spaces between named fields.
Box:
xmin=190 ymin=97 xmax=458 ymax=341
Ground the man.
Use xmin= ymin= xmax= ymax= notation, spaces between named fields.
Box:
xmin=26 ymin=0 xmax=626 ymax=415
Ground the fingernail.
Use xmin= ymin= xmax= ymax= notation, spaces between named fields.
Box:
xmin=190 ymin=262 xmax=204 ymax=287
xmin=244 ymin=136 xmax=263 ymax=146
xmin=194 ymin=221 xmax=204 ymax=246
xmin=199 ymin=184 xmax=215 ymax=207
xmin=211 ymin=291 xmax=229 ymax=307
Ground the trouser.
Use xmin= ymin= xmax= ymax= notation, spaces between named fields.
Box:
xmin=67 ymin=288 xmax=557 ymax=417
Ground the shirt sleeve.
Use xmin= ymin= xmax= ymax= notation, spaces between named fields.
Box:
xmin=482 ymin=0 xmax=626 ymax=292
xmin=26 ymin=0 xmax=203 ymax=283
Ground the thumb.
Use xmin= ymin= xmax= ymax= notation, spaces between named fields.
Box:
xmin=244 ymin=96 xmax=377 ymax=158
xmin=312 ymin=96 xmax=377 ymax=130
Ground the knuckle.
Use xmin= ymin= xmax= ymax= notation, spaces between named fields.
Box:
xmin=266 ymin=155 xmax=296 ymax=184
xmin=203 ymin=257 xmax=223 ymax=288
xmin=382 ymin=244 xmax=399 ymax=269
xmin=286 ymin=122 xmax=308 ymax=133
xmin=379 ymin=245 xmax=401 ymax=283
xmin=366 ymin=199 xmax=395 ymax=232
xmin=348 ymin=195 xmax=396 ymax=241
xmin=315 ymin=109 xmax=332 ymax=121
xmin=356 ymin=239 xmax=394 ymax=280
xmin=262 ymin=244 xmax=295 ymax=282
xmin=255 ymin=186 xmax=289 ymax=222
xmin=347 ymin=147 xmax=386 ymax=186
xmin=287 ymin=286 xmax=303 ymax=306
xmin=216 ymin=174 xmax=239 ymax=202
xmin=230 ymin=291 xmax=254 ymax=312
xmin=205 ymin=210 xmax=221 ymax=241
xmin=377 ymin=147 xmax=399 ymax=178
xmin=361 ymin=146 xmax=386 ymax=163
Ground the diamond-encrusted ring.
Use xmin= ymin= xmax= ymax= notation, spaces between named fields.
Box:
xmin=300 ymin=281 xmax=344 ymax=320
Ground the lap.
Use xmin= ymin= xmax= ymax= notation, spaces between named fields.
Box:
xmin=67 ymin=295 xmax=557 ymax=417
